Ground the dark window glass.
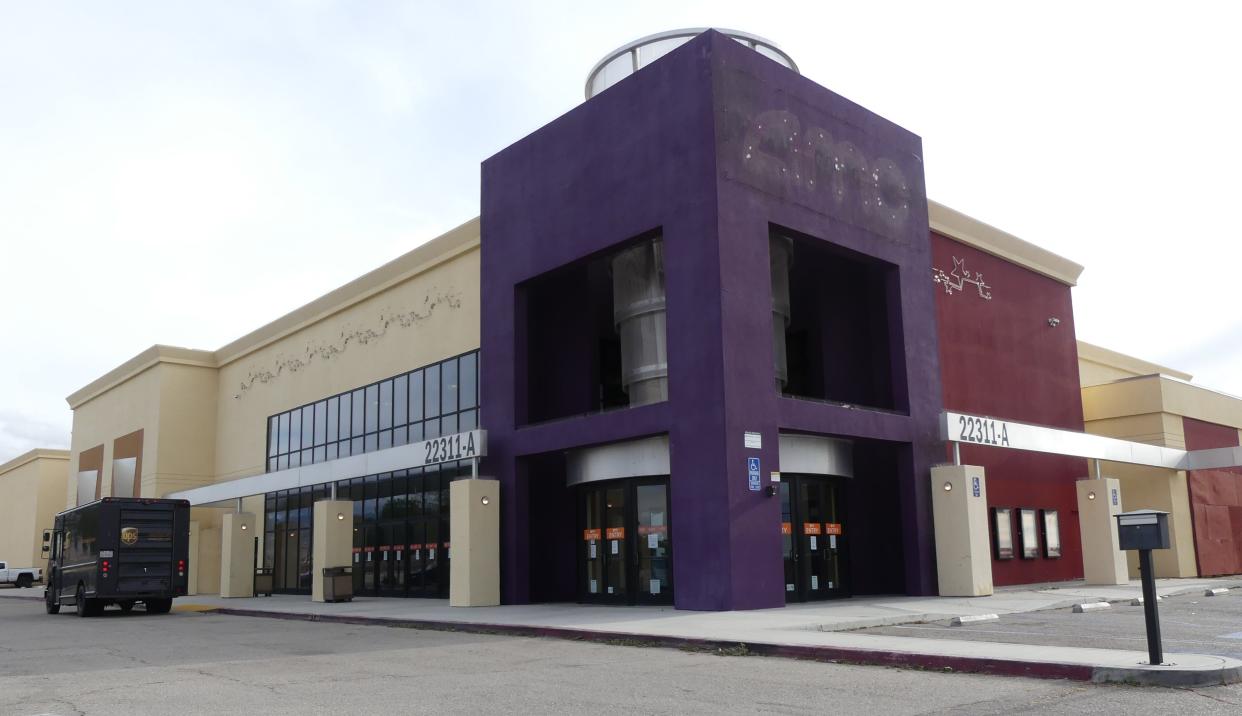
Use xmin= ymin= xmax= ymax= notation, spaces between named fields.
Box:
xmin=441 ymin=359 xmax=458 ymax=416
xmin=393 ymin=425 xmax=408 ymax=447
xmin=278 ymin=413 xmax=290 ymax=455
xmin=339 ymin=394 xmax=352 ymax=440
xmin=314 ymin=401 xmax=327 ymax=445
xmin=460 ymin=353 xmax=477 ymax=409
xmin=379 ymin=380 xmax=393 ymax=430
xmin=352 ymin=389 xmax=365 ymax=437
xmin=424 ymin=418 xmax=440 ymax=439
xmin=327 ymin=396 xmax=339 ymax=442
xmin=298 ymin=529 xmax=312 ymax=591
xmin=409 ymin=370 xmax=424 ymax=421
xmin=394 ymin=375 xmax=408 ymax=426
xmin=459 ymin=409 xmax=477 ymax=431
xmin=366 ymin=384 xmax=380 ymax=434
xmin=409 ymin=422 xmax=424 ymax=442
xmin=290 ymin=409 xmax=302 ymax=453
xmin=441 ymin=413 xmax=457 ymax=436
xmin=424 ymin=364 xmax=440 ymax=420
xmin=377 ymin=473 xmax=392 ymax=519
xmin=268 ymin=417 xmax=279 ymax=457
xmin=364 ymin=477 xmax=378 ymax=521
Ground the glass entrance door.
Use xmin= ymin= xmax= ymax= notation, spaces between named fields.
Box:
xmin=578 ymin=477 xmax=672 ymax=605
xmin=780 ymin=475 xmax=847 ymax=602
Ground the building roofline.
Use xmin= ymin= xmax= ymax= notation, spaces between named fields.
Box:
xmin=65 ymin=218 xmax=481 ymax=410
xmin=928 ymin=200 xmax=1084 ymax=286
xmin=1078 ymin=340 xmax=1193 ymax=382
xmin=0 ymin=448 xmax=70 ymax=477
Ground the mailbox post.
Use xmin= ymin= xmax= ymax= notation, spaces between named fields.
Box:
xmin=1115 ymin=509 xmax=1171 ymax=666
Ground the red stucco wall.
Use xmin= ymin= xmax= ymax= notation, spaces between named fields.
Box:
xmin=932 ymin=232 xmax=1087 ymax=586
xmin=1184 ymin=417 xmax=1242 ymax=576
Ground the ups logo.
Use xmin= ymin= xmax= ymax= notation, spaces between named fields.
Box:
xmin=121 ymin=527 xmax=139 ymax=545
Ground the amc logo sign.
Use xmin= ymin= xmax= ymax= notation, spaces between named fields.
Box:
xmin=738 ymin=109 xmax=916 ymax=242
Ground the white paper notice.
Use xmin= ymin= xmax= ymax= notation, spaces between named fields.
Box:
xmin=382 ymin=551 xmax=388 ymax=561
xmin=611 ymin=540 xmax=619 ymax=555
xmin=809 ymin=536 xmax=818 ymax=551
xmin=786 ymin=583 xmax=795 ymax=592
xmin=353 ymin=553 xmax=359 ymax=563
xmin=414 ymin=549 xmax=421 ymax=559
xmin=590 ymin=579 xmax=598 ymax=594
xmin=829 ymin=535 xmax=837 ymax=549
xmin=647 ymin=533 xmax=659 ymax=549
xmin=607 ymin=586 xmax=615 ymax=594
xmin=811 ymin=575 xmax=819 ymax=590
xmin=430 ymin=548 xmax=436 ymax=560
xmin=650 ymin=579 xmax=661 ymax=595
xmin=397 ymin=551 xmax=403 ymax=561
xmin=366 ymin=552 xmax=372 ymax=562
xmin=744 ymin=431 xmax=762 ymax=449
xmin=589 ymin=542 xmax=597 ymax=559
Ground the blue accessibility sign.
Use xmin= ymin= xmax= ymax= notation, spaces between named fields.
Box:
xmin=747 ymin=457 xmax=761 ymax=491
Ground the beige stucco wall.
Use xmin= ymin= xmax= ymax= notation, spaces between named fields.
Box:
xmin=0 ymin=450 xmax=69 ymax=568
xmin=213 ymin=241 xmax=480 ymax=482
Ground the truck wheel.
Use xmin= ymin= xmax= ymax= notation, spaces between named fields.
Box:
xmin=145 ymin=598 xmax=172 ymax=614
xmin=16 ymin=574 xmax=32 ymax=589
xmin=45 ymin=590 xmax=60 ymax=615
xmin=75 ymin=585 xmax=90 ymax=618
xmin=118 ymin=600 xmax=135 ymax=613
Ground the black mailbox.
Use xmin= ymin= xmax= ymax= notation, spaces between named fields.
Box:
xmin=1116 ymin=509 xmax=1171 ymax=551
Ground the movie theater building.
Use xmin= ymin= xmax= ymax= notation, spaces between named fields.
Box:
xmin=60 ymin=29 xmax=1242 ymax=610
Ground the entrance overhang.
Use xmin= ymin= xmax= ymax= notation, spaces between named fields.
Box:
xmin=942 ymin=411 xmax=1242 ymax=469
xmin=166 ymin=430 xmax=488 ymax=506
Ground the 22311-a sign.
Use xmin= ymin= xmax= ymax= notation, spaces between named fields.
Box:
xmin=956 ymin=415 xmax=1010 ymax=447
xmin=416 ymin=429 xmax=486 ymax=468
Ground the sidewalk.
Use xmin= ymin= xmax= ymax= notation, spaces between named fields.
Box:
xmin=7 ymin=576 xmax=1242 ymax=687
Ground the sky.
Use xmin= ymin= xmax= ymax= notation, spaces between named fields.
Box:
xmin=1 ymin=1 xmax=1239 ymax=464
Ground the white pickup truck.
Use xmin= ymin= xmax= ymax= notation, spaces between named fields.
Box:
xmin=0 ymin=561 xmax=43 ymax=588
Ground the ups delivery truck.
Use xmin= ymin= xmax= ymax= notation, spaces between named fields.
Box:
xmin=43 ymin=497 xmax=191 ymax=617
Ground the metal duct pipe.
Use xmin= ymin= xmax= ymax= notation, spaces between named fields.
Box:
xmin=612 ymin=237 xmax=668 ymax=406
xmin=770 ymin=235 xmax=792 ymax=389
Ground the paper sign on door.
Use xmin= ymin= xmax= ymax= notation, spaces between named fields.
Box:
xmin=803 ymin=523 xmax=822 ymax=535
xmin=589 ymin=543 xmax=597 ymax=559
xmin=647 ymin=533 xmax=659 ymax=550
xmin=605 ymin=527 xmax=625 ymax=540
xmin=824 ymin=523 xmax=843 ymax=536
xmin=811 ymin=575 xmax=819 ymax=590
xmin=781 ymin=522 xmax=792 ymax=535
xmin=610 ymin=540 xmax=619 ymax=555
xmin=809 ymin=535 xmax=818 ymax=551
xmin=583 ymin=529 xmax=601 ymax=541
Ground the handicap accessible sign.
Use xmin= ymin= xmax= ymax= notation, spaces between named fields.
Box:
xmin=748 ymin=457 xmax=761 ymax=491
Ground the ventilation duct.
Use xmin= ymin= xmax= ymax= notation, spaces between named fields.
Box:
xmin=612 ymin=237 xmax=668 ymax=406
xmin=770 ymin=235 xmax=792 ymax=389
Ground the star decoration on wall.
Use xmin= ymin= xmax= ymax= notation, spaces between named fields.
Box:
xmin=932 ymin=257 xmax=993 ymax=300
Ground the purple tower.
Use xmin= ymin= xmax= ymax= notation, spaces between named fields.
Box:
xmin=481 ymin=30 xmax=943 ymax=610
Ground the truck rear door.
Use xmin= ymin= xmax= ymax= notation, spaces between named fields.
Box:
xmin=116 ymin=507 xmax=175 ymax=595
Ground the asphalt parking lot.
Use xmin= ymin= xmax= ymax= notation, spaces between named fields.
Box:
xmin=3 ymin=599 xmax=1242 ymax=715
xmin=860 ymin=590 xmax=1242 ymax=660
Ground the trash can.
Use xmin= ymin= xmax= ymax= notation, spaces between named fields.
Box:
xmin=322 ymin=566 xmax=353 ymax=603
xmin=253 ymin=568 xmax=274 ymax=597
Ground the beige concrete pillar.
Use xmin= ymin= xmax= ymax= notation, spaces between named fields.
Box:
xmin=449 ymin=478 xmax=500 ymax=607
xmin=1076 ymin=478 xmax=1128 ymax=585
xmin=930 ymin=465 xmax=993 ymax=597
xmin=312 ymin=500 xmax=353 ymax=603
xmin=187 ymin=520 xmax=200 ymax=595
xmin=219 ymin=512 xmax=255 ymax=598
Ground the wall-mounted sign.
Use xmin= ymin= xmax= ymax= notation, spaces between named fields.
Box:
xmin=605 ymin=527 xmax=625 ymax=540
xmin=781 ymin=522 xmax=792 ymax=535
xmin=582 ymin=529 xmax=601 ymax=541
xmin=1042 ymin=509 xmax=1062 ymax=559
xmin=971 ymin=476 xmax=981 ymax=498
xmin=932 ymin=256 xmax=993 ymax=300
xmin=1018 ymin=508 xmax=1040 ymax=560
xmin=803 ymin=522 xmax=822 ymax=536
xmin=744 ymin=432 xmax=762 ymax=449
xmin=416 ymin=429 xmax=486 ymax=468
xmin=824 ymin=523 xmax=843 ymax=536
xmin=992 ymin=508 xmax=1014 ymax=560
xmin=747 ymin=457 xmax=761 ymax=491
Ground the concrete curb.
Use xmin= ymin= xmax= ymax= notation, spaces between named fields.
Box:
xmin=203 ymin=607 xmax=1242 ymax=688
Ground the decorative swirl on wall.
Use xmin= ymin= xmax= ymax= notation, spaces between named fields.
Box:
xmin=233 ymin=289 xmax=462 ymax=398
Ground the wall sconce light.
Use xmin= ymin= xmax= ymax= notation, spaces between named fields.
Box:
xmin=1047 ymin=317 xmax=1061 ymax=327
xmin=240 ymin=524 xmax=248 ymax=530
xmin=943 ymin=482 xmax=953 ymax=492
xmin=1087 ymin=492 xmax=1097 ymax=501
xmin=481 ymin=496 xmax=490 ymax=505
xmin=337 ymin=513 xmax=345 ymax=520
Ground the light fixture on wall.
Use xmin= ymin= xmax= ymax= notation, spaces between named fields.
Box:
xmin=943 ymin=482 xmax=953 ymax=492
xmin=337 ymin=513 xmax=345 ymax=520
xmin=240 ymin=524 xmax=248 ymax=531
xmin=481 ymin=496 xmax=490 ymax=506
xmin=1087 ymin=492 xmax=1097 ymax=501
xmin=1047 ymin=317 xmax=1061 ymax=327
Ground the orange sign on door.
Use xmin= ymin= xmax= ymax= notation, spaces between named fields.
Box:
xmin=802 ymin=522 xmax=822 ymax=536
xmin=583 ymin=529 xmax=602 ymax=541
xmin=824 ymin=523 xmax=843 ymax=536
xmin=781 ymin=522 xmax=792 ymax=535
xmin=605 ymin=527 xmax=626 ymax=540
